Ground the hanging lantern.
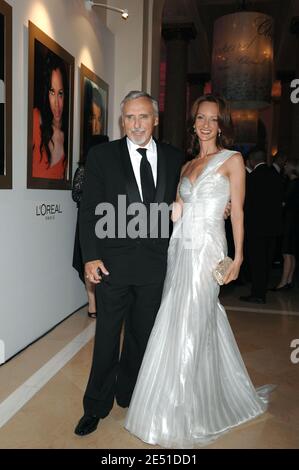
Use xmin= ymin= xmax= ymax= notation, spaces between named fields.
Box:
xmin=212 ymin=12 xmax=274 ymax=109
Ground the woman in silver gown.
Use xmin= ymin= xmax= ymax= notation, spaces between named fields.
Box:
xmin=125 ymin=95 xmax=272 ymax=448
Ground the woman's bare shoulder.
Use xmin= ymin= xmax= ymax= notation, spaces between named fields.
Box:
xmin=226 ymin=152 xmax=244 ymax=168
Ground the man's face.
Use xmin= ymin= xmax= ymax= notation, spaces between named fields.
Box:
xmin=122 ymin=97 xmax=158 ymax=146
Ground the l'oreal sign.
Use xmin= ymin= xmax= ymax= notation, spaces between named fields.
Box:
xmin=36 ymin=203 xmax=63 ymax=220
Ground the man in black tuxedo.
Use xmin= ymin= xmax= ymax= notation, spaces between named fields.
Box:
xmin=240 ymin=149 xmax=283 ymax=304
xmin=272 ymin=151 xmax=287 ymax=175
xmin=74 ymin=91 xmax=184 ymax=436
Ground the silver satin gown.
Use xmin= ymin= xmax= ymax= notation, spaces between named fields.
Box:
xmin=125 ymin=150 xmax=273 ymax=448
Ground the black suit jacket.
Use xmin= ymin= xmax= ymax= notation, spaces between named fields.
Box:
xmin=79 ymin=137 xmax=184 ymax=284
xmin=244 ymin=163 xmax=283 ymax=237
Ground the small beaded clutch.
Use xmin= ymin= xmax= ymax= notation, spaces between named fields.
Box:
xmin=212 ymin=256 xmax=233 ymax=285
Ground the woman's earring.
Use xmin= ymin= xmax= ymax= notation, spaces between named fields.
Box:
xmin=218 ymin=129 xmax=222 ymax=137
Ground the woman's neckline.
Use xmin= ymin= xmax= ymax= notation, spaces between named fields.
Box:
xmin=196 ymin=147 xmax=225 ymax=160
xmin=184 ymin=149 xmax=226 ymax=186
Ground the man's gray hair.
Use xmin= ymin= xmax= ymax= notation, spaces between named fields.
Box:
xmin=121 ymin=91 xmax=159 ymax=117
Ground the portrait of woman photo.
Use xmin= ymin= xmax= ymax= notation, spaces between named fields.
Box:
xmin=82 ymin=78 xmax=107 ymax=158
xmin=72 ymin=75 xmax=109 ymax=318
xmin=32 ymin=47 xmax=69 ymax=179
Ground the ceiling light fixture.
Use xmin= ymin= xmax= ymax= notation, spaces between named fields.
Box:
xmin=85 ymin=0 xmax=129 ymax=20
xmin=212 ymin=10 xmax=273 ymax=109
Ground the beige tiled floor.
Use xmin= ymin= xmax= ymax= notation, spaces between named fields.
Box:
xmin=0 ymin=290 xmax=299 ymax=449
xmin=0 ymin=309 xmax=91 ymax=402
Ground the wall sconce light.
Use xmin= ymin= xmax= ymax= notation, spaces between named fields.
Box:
xmin=85 ymin=0 xmax=129 ymax=20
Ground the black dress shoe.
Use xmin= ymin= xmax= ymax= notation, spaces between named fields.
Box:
xmin=239 ymin=295 xmax=266 ymax=304
xmin=74 ymin=414 xmax=100 ymax=436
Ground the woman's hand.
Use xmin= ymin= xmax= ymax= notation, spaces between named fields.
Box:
xmin=223 ymin=258 xmax=243 ymax=285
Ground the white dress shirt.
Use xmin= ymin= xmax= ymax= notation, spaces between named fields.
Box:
xmin=273 ymin=162 xmax=280 ymax=174
xmin=126 ymin=137 xmax=158 ymax=201
xmin=253 ymin=162 xmax=267 ymax=171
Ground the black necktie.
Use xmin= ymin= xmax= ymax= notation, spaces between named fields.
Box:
xmin=137 ymin=147 xmax=155 ymax=204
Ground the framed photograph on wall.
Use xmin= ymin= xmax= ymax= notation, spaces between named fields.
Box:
xmin=80 ymin=64 xmax=109 ymax=163
xmin=0 ymin=0 xmax=12 ymax=189
xmin=27 ymin=21 xmax=74 ymax=190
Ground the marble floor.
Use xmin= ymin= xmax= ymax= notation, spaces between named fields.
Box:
xmin=0 ymin=281 xmax=299 ymax=449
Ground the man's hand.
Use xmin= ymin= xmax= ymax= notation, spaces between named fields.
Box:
xmin=224 ymin=201 xmax=231 ymax=220
xmin=85 ymin=260 xmax=109 ymax=284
